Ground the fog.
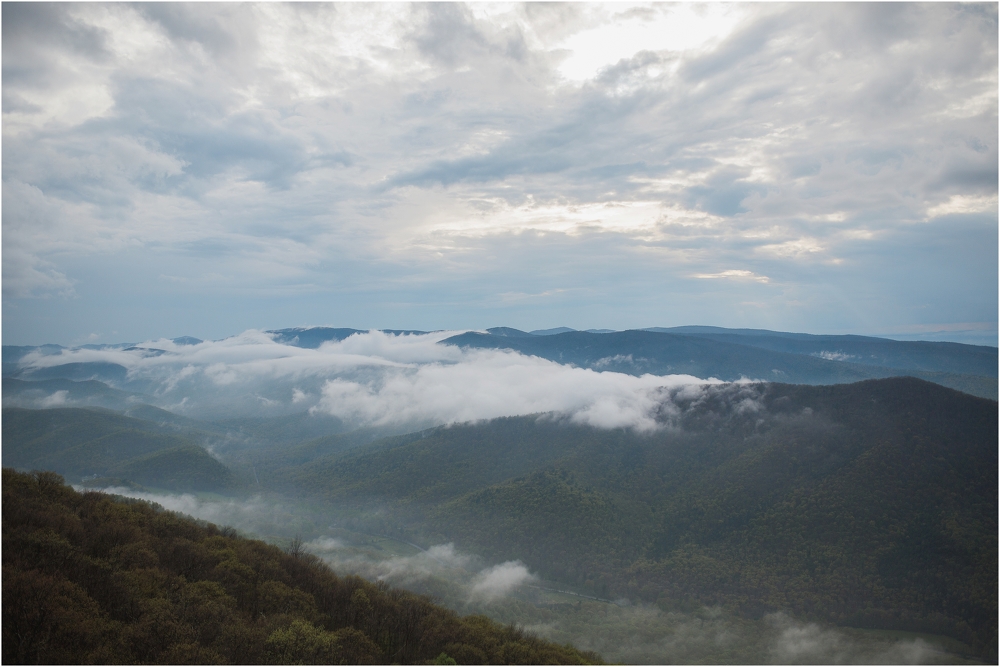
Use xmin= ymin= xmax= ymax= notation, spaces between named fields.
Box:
xmin=525 ymin=606 xmax=950 ymax=665
xmin=17 ymin=329 xmax=722 ymax=429
xmin=305 ymin=537 xmax=537 ymax=606
xmin=81 ymin=485 xmax=541 ymax=607
xmin=85 ymin=484 xmax=961 ymax=665
xmin=83 ymin=487 xmax=324 ymax=539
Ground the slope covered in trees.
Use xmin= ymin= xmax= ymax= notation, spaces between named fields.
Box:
xmin=4 ymin=374 xmax=995 ymax=660
xmin=2 ymin=469 xmax=601 ymax=665
xmin=274 ymin=378 xmax=997 ymax=659
xmin=2 ymin=407 xmax=233 ymax=492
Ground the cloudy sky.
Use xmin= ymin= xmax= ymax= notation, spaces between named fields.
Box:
xmin=3 ymin=3 xmax=997 ymax=346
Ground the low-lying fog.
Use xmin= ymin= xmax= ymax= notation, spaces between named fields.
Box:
xmin=17 ymin=329 xmax=727 ymax=430
xmin=85 ymin=485 xmax=966 ymax=665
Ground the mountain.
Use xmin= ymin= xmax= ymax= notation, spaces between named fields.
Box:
xmin=271 ymin=377 xmax=998 ymax=659
xmin=171 ymin=336 xmax=203 ymax=345
xmin=10 ymin=360 xmax=131 ymax=384
xmin=106 ymin=445 xmax=234 ymax=492
xmin=267 ymin=327 xmax=367 ymax=348
xmin=530 ymin=327 xmax=577 ymax=336
xmin=5 ymin=371 xmax=996 ymax=658
xmin=442 ymin=329 xmax=997 ymax=399
xmin=2 ymin=407 xmax=233 ymax=492
xmin=485 ymin=327 xmax=535 ymax=337
xmin=5 ymin=325 xmax=993 ymax=402
xmin=214 ymin=410 xmax=351 ymax=448
xmin=3 ymin=468 xmax=601 ymax=665
xmin=3 ymin=377 xmax=146 ymax=411
xmin=266 ymin=327 xmax=431 ymax=348
xmin=648 ymin=326 xmax=997 ymax=376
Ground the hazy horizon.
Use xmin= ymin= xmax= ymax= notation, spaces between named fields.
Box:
xmin=5 ymin=322 xmax=997 ymax=349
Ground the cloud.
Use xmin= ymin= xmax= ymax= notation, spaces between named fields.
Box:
xmin=814 ymin=351 xmax=856 ymax=362
xmin=310 ymin=345 xmax=717 ymax=431
xmin=2 ymin=4 xmax=995 ymax=345
xmin=692 ymin=269 xmax=769 ymax=284
xmin=38 ymin=390 xmax=70 ymax=407
xmin=470 ymin=561 xmax=536 ymax=602
xmin=1 ymin=249 xmax=76 ymax=298
xmin=85 ymin=482 xmax=959 ymax=665
xmin=527 ymin=605 xmax=945 ymax=665
xmin=302 ymin=534 xmax=533 ymax=604
xmin=13 ymin=329 xmax=720 ymax=427
xmin=85 ymin=487 xmax=309 ymax=538
xmin=766 ymin=613 xmax=936 ymax=665
xmin=303 ymin=538 xmax=469 ymax=586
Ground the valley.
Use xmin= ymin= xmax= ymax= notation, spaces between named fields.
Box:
xmin=3 ymin=327 xmax=997 ymax=663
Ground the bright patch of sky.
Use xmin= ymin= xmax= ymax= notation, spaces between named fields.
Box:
xmin=555 ymin=4 xmax=748 ymax=82
xmin=2 ymin=3 xmax=996 ymax=346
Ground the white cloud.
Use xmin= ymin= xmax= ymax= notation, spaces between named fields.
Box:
xmin=470 ymin=561 xmax=536 ymax=602
xmin=38 ymin=390 xmax=70 ymax=407
xmin=2 ymin=3 xmax=995 ymax=343
xmin=311 ymin=345 xmax=716 ymax=431
xmin=14 ymin=330 xmax=720 ymax=428
xmin=926 ymin=194 xmax=998 ymax=218
xmin=767 ymin=613 xmax=935 ymax=665
xmin=555 ymin=4 xmax=750 ymax=83
xmin=691 ymin=269 xmax=769 ymax=284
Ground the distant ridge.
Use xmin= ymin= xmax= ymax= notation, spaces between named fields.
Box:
xmin=171 ymin=336 xmax=203 ymax=346
xmin=530 ymin=327 xmax=576 ymax=336
xmin=266 ymin=327 xmax=365 ymax=348
xmin=443 ymin=328 xmax=997 ymax=399
xmin=276 ymin=376 xmax=998 ymax=659
xmin=485 ymin=327 xmax=534 ymax=337
xmin=5 ymin=325 xmax=996 ymax=401
xmin=266 ymin=327 xmax=431 ymax=348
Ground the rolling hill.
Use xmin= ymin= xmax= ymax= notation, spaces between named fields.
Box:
xmin=3 ymin=468 xmax=600 ymax=665
xmin=270 ymin=377 xmax=997 ymax=659
xmin=442 ymin=328 xmax=997 ymax=399
xmin=2 ymin=407 xmax=234 ymax=492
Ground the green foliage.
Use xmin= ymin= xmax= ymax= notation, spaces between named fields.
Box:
xmin=108 ymin=445 xmax=233 ymax=491
xmin=280 ymin=378 xmax=997 ymax=660
xmin=2 ymin=468 xmax=601 ymax=665
xmin=2 ymin=407 xmax=233 ymax=491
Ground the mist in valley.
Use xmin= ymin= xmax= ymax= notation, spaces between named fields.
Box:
xmin=10 ymin=329 xmax=993 ymax=664
xmin=82 ymin=482 xmax=972 ymax=665
xmin=5 ymin=2 xmax=995 ymax=664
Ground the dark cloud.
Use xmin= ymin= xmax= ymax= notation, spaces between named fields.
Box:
xmin=411 ymin=4 xmax=489 ymax=67
xmin=2 ymin=91 xmax=42 ymax=114
xmin=683 ymin=168 xmax=766 ymax=217
xmin=2 ymin=3 xmax=109 ymax=69
xmin=133 ymin=3 xmax=250 ymax=59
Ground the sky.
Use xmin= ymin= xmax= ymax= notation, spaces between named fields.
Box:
xmin=3 ymin=2 xmax=997 ymax=347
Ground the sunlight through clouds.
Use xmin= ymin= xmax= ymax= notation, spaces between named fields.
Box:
xmin=2 ymin=3 xmax=995 ymax=344
xmin=555 ymin=4 xmax=750 ymax=82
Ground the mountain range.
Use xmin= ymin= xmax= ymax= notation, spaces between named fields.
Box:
xmin=3 ymin=324 xmax=997 ymax=662
xmin=7 ymin=325 xmax=993 ymax=401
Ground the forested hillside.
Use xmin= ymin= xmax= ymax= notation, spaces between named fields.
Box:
xmin=2 ymin=407 xmax=233 ymax=492
xmin=273 ymin=378 xmax=997 ymax=659
xmin=2 ymin=469 xmax=601 ymax=665
xmin=4 ymin=375 xmax=995 ymax=661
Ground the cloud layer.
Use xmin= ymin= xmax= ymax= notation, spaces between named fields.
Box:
xmin=3 ymin=3 xmax=996 ymax=344
xmin=16 ymin=329 xmax=720 ymax=428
